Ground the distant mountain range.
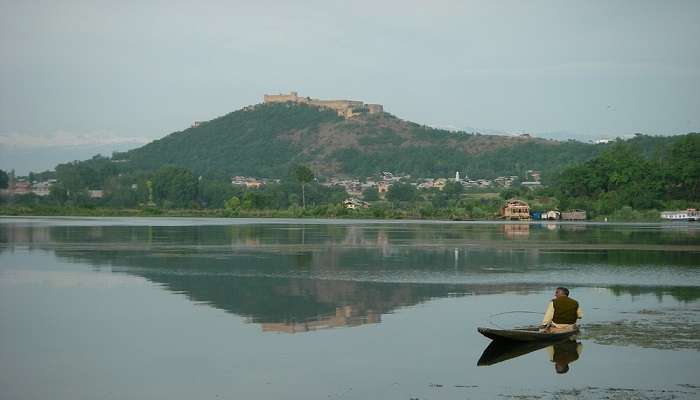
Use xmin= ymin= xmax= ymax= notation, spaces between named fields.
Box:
xmin=111 ymin=102 xmax=618 ymax=180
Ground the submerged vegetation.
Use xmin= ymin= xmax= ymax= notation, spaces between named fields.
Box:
xmin=585 ymin=307 xmax=700 ymax=350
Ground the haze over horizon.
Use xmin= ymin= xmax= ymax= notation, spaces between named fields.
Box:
xmin=2 ymin=0 xmax=699 ymax=174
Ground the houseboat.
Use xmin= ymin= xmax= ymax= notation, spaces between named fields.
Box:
xmin=561 ymin=210 xmax=587 ymax=221
xmin=500 ymin=199 xmax=531 ymax=221
xmin=661 ymin=209 xmax=699 ymax=221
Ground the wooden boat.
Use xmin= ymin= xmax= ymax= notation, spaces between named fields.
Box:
xmin=477 ymin=325 xmax=578 ymax=342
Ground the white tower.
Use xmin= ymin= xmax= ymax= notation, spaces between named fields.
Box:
xmin=455 ymin=171 xmax=460 ymax=181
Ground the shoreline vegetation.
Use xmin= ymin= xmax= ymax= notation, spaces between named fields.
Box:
xmin=0 ymin=204 xmax=678 ymax=222
xmin=1 ymin=129 xmax=698 ymax=223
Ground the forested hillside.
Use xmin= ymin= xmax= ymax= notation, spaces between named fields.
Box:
xmin=6 ymin=101 xmax=696 ymax=221
xmin=112 ymin=102 xmax=608 ymax=179
xmin=551 ymin=133 xmax=700 ymax=216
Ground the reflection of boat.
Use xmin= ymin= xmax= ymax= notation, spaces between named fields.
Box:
xmin=548 ymin=339 xmax=582 ymax=374
xmin=477 ymin=337 xmax=582 ymax=371
xmin=478 ymin=338 xmax=563 ymax=366
xmin=477 ymin=326 xmax=578 ymax=342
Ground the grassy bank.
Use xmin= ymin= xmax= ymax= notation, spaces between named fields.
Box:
xmin=0 ymin=205 xmax=440 ymax=220
xmin=0 ymin=204 xmax=668 ymax=222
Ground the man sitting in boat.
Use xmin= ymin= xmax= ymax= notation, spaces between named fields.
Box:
xmin=540 ymin=287 xmax=582 ymax=333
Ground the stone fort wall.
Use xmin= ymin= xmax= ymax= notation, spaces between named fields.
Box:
xmin=263 ymin=91 xmax=383 ymax=118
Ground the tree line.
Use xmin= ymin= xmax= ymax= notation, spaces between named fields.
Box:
xmin=546 ymin=133 xmax=699 ymax=218
xmin=2 ymin=133 xmax=698 ymax=221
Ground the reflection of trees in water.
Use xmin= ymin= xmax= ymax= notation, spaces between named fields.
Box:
xmin=3 ymin=221 xmax=699 ymax=249
xmin=2 ymin=222 xmax=699 ymax=271
xmin=607 ymin=285 xmax=700 ymax=302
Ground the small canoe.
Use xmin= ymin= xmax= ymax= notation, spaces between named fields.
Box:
xmin=477 ymin=326 xmax=578 ymax=342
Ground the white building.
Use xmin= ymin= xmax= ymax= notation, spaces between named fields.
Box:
xmin=343 ymin=198 xmax=370 ymax=210
xmin=88 ymin=190 xmax=104 ymax=199
xmin=661 ymin=209 xmax=699 ymax=221
xmin=31 ymin=180 xmax=56 ymax=196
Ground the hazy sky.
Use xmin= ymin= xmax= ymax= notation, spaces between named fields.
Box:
xmin=1 ymin=0 xmax=699 ymax=172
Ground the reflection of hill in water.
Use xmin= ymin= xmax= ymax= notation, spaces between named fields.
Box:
xmin=46 ymin=248 xmax=547 ymax=329
xmin=2 ymin=222 xmax=700 ymax=330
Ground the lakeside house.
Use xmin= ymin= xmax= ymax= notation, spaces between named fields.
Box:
xmin=31 ymin=180 xmax=55 ymax=196
xmin=561 ymin=210 xmax=587 ymax=220
xmin=377 ymin=181 xmax=390 ymax=194
xmin=432 ymin=178 xmax=447 ymax=190
xmin=544 ymin=210 xmax=561 ymax=220
xmin=521 ymin=181 xmax=543 ymax=189
xmin=417 ymin=179 xmax=434 ymax=189
xmin=231 ymin=176 xmax=265 ymax=188
xmin=87 ymin=190 xmax=104 ymax=199
xmin=324 ymin=177 xmax=363 ymax=197
xmin=661 ymin=209 xmax=699 ymax=221
xmin=500 ymin=199 xmax=531 ymax=220
xmin=12 ymin=180 xmax=31 ymax=195
xmin=529 ymin=210 xmax=560 ymax=220
xmin=343 ymin=198 xmax=370 ymax=210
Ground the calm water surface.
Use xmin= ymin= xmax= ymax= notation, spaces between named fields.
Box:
xmin=1 ymin=217 xmax=699 ymax=399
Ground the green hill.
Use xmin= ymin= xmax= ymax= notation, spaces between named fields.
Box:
xmin=113 ymin=102 xmax=605 ymax=180
xmin=7 ymin=101 xmax=697 ymax=218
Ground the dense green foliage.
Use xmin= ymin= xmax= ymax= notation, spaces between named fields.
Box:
xmin=330 ymin=139 xmax=604 ymax=180
xmin=0 ymin=169 xmax=8 ymax=189
xmin=151 ymin=166 xmax=199 ymax=208
xmin=35 ymin=103 xmax=687 ymax=189
xmin=362 ymin=187 xmax=379 ymax=201
xmin=116 ymin=103 xmax=341 ymax=178
xmin=386 ymin=182 xmax=418 ymax=203
xmin=294 ymin=165 xmax=314 ymax=208
xmin=551 ymin=133 xmax=700 ymax=217
xmin=666 ymin=133 xmax=700 ymax=200
xmin=56 ymin=155 xmax=117 ymax=192
xmin=101 ymin=102 xmax=614 ymax=179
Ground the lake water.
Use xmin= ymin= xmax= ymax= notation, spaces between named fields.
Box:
xmin=1 ymin=217 xmax=699 ymax=400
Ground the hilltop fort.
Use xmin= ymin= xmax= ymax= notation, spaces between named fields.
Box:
xmin=264 ymin=91 xmax=383 ymax=118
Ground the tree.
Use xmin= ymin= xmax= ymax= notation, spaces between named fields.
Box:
xmin=225 ymin=196 xmax=241 ymax=210
xmin=553 ymin=141 xmax=669 ymax=213
xmin=362 ymin=187 xmax=379 ymax=201
xmin=431 ymin=181 xmax=464 ymax=208
xmin=49 ymin=183 xmax=69 ymax=205
xmin=666 ymin=133 xmax=700 ymax=200
xmin=500 ymin=187 xmax=522 ymax=200
xmin=241 ymin=192 xmax=255 ymax=209
xmin=442 ymin=181 xmax=464 ymax=197
xmin=294 ymin=165 xmax=314 ymax=208
xmin=198 ymin=179 xmax=240 ymax=208
xmin=151 ymin=166 xmax=198 ymax=208
xmin=0 ymin=169 xmax=8 ymax=189
xmin=386 ymin=182 xmax=417 ymax=203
